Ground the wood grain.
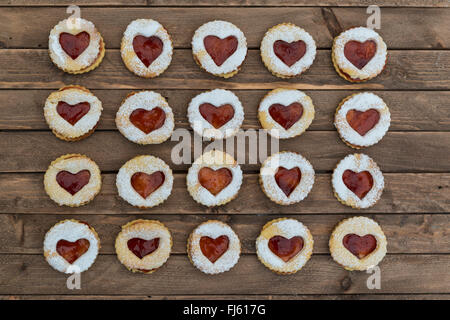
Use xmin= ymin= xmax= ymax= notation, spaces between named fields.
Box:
xmin=1 ymin=90 xmax=449 ymax=131
xmin=0 ymin=254 xmax=449 ymax=295
xmin=1 ymin=50 xmax=449 ymax=90
xmin=1 ymin=0 xmax=448 ymax=7
xmin=0 ymin=131 xmax=449 ymax=173
xmin=1 ymin=7 xmax=449 ymax=49
xmin=0 ymin=2 xmax=448 ymax=299
xmin=1 ymin=214 xmax=448 ymax=254
xmin=0 ymin=173 xmax=448 ymax=214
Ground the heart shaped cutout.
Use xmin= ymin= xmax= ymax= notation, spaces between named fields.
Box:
xmin=273 ymin=40 xmax=307 ymax=67
xmin=203 ymin=35 xmax=238 ymax=66
xmin=56 ymin=101 xmax=91 ymax=126
xmin=343 ymin=234 xmax=377 ymax=259
xmin=132 ymin=35 xmax=163 ymax=68
xmin=342 ymin=170 xmax=373 ymax=199
xmin=346 ymin=109 xmax=380 ymax=136
xmin=131 ymin=171 xmax=165 ymax=199
xmin=56 ymin=170 xmax=91 ymax=195
xmin=129 ymin=108 xmax=166 ymax=134
xmin=200 ymin=235 xmax=229 ymax=263
xmin=268 ymin=103 xmax=303 ymax=130
xmin=199 ymin=103 xmax=235 ymax=129
xmin=268 ymin=235 xmax=304 ymax=262
xmin=59 ymin=32 xmax=90 ymax=60
xmin=198 ymin=167 xmax=233 ymax=196
xmin=344 ymin=40 xmax=377 ymax=69
xmin=275 ymin=167 xmax=301 ymax=197
xmin=56 ymin=238 xmax=90 ymax=264
xmin=127 ymin=237 xmax=160 ymax=259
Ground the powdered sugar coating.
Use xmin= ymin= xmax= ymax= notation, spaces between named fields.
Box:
xmin=333 ymin=27 xmax=387 ymax=80
xmin=116 ymin=155 xmax=173 ymax=208
xmin=44 ymin=220 xmax=100 ymax=273
xmin=44 ymin=87 xmax=102 ymax=139
xmin=192 ymin=20 xmax=247 ymax=76
xmin=115 ymin=220 xmax=172 ymax=271
xmin=258 ymin=88 xmax=315 ymax=139
xmin=116 ymin=91 xmax=174 ymax=144
xmin=332 ymin=154 xmax=384 ymax=208
xmin=329 ymin=216 xmax=387 ymax=271
xmin=335 ymin=92 xmax=390 ymax=147
xmin=260 ymin=152 xmax=315 ymax=205
xmin=261 ymin=23 xmax=316 ymax=77
xmin=189 ymin=220 xmax=241 ymax=274
xmin=121 ymin=19 xmax=173 ymax=78
xmin=49 ymin=18 xmax=101 ymax=72
xmin=188 ymin=89 xmax=244 ymax=140
xmin=44 ymin=154 xmax=102 ymax=207
xmin=187 ymin=150 xmax=243 ymax=207
xmin=256 ymin=218 xmax=313 ymax=274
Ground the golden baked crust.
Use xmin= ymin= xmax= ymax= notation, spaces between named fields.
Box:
xmin=331 ymin=27 xmax=387 ymax=82
xmin=44 ymin=85 xmax=103 ymax=141
xmin=191 ymin=20 xmax=247 ymax=78
xmin=256 ymin=218 xmax=314 ymax=275
xmin=260 ymin=23 xmax=316 ymax=79
xmin=120 ymin=19 xmax=173 ymax=78
xmin=48 ymin=18 xmax=105 ymax=74
xmin=115 ymin=219 xmax=172 ymax=274
xmin=259 ymin=151 xmax=315 ymax=206
xmin=186 ymin=150 xmax=243 ymax=207
xmin=329 ymin=216 xmax=387 ymax=271
xmin=331 ymin=153 xmax=384 ymax=209
xmin=43 ymin=219 xmax=101 ymax=273
xmin=334 ymin=92 xmax=390 ymax=149
xmin=258 ymin=88 xmax=315 ymax=139
xmin=116 ymin=155 xmax=173 ymax=208
xmin=187 ymin=220 xmax=241 ymax=274
xmin=115 ymin=91 xmax=175 ymax=145
xmin=44 ymin=154 xmax=102 ymax=207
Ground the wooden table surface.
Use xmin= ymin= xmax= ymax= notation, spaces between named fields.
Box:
xmin=0 ymin=0 xmax=449 ymax=300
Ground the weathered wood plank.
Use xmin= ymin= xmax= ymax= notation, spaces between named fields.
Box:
xmin=0 ymin=50 xmax=449 ymax=90
xmin=1 ymin=7 xmax=449 ymax=49
xmin=2 ymin=294 xmax=449 ymax=300
xmin=0 ymin=131 xmax=448 ymax=173
xmin=1 ymin=90 xmax=449 ymax=131
xmin=0 ymin=173 xmax=448 ymax=214
xmin=0 ymin=254 xmax=449 ymax=294
xmin=1 ymin=214 xmax=448 ymax=254
xmin=0 ymin=0 xmax=448 ymax=7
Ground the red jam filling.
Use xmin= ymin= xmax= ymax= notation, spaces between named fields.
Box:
xmin=199 ymin=103 xmax=235 ymax=129
xmin=274 ymin=167 xmax=301 ymax=197
xmin=56 ymin=101 xmax=91 ymax=126
xmin=343 ymin=234 xmax=377 ymax=259
xmin=56 ymin=239 xmax=90 ymax=264
xmin=56 ymin=170 xmax=91 ymax=195
xmin=343 ymin=40 xmax=377 ymax=70
xmin=59 ymin=32 xmax=90 ymax=60
xmin=199 ymin=235 xmax=229 ymax=263
xmin=129 ymin=108 xmax=166 ymax=134
xmin=268 ymin=235 xmax=304 ymax=262
xmin=268 ymin=102 xmax=303 ymax=130
xmin=198 ymin=167 xmax=233 ymax=196
xmin=342 ymin=170 xmax=374 ymax=199
xmin=127 ymin=238 xmax=160 ymax=259
xmin=132 ymin=35 xmax=163 ymax=68
xmin=131 ymin=171 xmax=165 ymax=199
xmin=273 ymin=40 xmax=306 ymax=67
xmin=203 ymin=35 xmax=238 ymax=67
xmin=346 ymin=109 xmax=380 ymax=136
